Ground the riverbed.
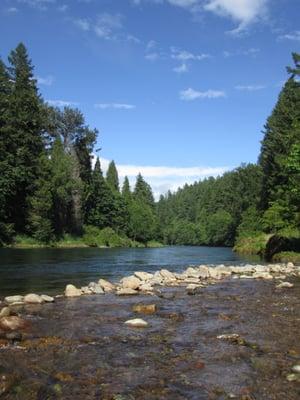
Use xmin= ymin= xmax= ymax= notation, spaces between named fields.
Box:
xmin=0 ymin=277 xmax=300 ymax=399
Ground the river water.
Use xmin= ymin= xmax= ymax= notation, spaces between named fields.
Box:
xmin=0 ymin=246 xmax=258 ymax=296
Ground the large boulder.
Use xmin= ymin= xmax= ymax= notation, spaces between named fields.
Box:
xmin=65 ymin=284 xmax=82 ymax=297
xmin=120 ymin=275 xmax=141 ymax=290
xmin=24 ymin=294 xmax=43 ymax=304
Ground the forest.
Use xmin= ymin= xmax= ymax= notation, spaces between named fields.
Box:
xmin=0 ymin=44 xmax=300 ymax=258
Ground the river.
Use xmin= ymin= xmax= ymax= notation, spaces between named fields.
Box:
xmin=0 ymin=246 xmax=258 ymax=296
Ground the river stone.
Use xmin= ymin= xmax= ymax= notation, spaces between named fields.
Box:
xmin=139 ymin=283 xmax=154 ymax=292
xmin=116 ymin=288 xmax=139 ymax=296
xmin=252 ymin=272 xmax=273 ymax=280
xmin=276 ymin=281 xmax=294 ymax=289
xmin=91 ymin=285 xmax=104 ymax=294
xmin=98 ymin=279 xmax=115 ymax=292
xmin=287 ymin=262 xmax=294 ymax=269
xmin=208 ymin=269 xmax=224 ymax=280
xmin=41 ymin=294 xmax=55 ymax=302
xmin=132 ymin=304 xmax=156 ymax=314
xmin=65 ymin=284 xmax=82 ymax=297
xmin=197 ymin=265 xmax=210 ymax=279
xmin=185 ymin=267 xmax=201 ymax=278
xmin=186 ymin=284 xmax=202 ymax=295
xmin=121 ymin=276 xmax=141 ymax=290
xmin=0 ymin=307 xmax=10 ymax=318
xmin=160 ymin=269 xmax=176 ymax=281
xmin=24 ymin=294 xmax=43 ymax=304
xmin=4 ymin=295 xmax=24 ymax=304
xmin=0 ymin=316 xmax=27 ymax=331
xmin=134 ymin=271 xmax=154 ymax=281
xmin=81 ymin=286 xmax=93 ymax=295
xmin=292 ymin=365 xmax=300 ymax=373
xmin=124 ymin=318 xmax=148 ymax=328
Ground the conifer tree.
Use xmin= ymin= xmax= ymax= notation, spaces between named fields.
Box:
xmin=106 ymin=160 xmax=119 ymax=192
xmin=6 ymin=43 xmax=44 ymax=232
xmin=122 ymin=176 xmax=132 ymax=202
xmin=133 ymin=173 xmax=155 ymax=208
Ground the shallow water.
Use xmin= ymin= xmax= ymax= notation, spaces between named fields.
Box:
xmin=1 ymin=278 xmax=300 ymax=399
xmin=0 ymin=246 xmax=258 ymax=296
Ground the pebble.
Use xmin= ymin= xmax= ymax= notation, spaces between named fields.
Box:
xmin=292 ymin=365 xmax=300 ymax=373
xmin=124 ymin=318 xmax=148 ymax=328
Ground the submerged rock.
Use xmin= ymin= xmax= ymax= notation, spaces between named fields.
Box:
xmin=65 ymin=284 xmax=82 ymax=297
xmin=132 ymin=304 xmax=156 ymax=314
xmin=116 ymin=288 xmax=139 ymax=296
xmin=0 ymin=316 xmax=28 ymax=331
xmin=124 ymin=318 xmax=148 ymax=328
xmin=24 ymin=294 xmax=43 ymax=304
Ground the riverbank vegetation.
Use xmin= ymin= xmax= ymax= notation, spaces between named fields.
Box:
xmin=0 ymin=44 xmax=300 ymax=260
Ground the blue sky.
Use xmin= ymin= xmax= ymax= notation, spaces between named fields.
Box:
xmin=1 ymin=0 xmax=300 ymax=197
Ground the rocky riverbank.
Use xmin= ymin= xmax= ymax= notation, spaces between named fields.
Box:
xmin=0 ymin=262 xmax=300 ymax=399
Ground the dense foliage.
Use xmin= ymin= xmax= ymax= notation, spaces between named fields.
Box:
xmin=1 ymin=44 xmax=299 ymax=251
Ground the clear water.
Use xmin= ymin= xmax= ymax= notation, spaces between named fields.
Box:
xmin=0 ymin=246 xmax=258 ymax=296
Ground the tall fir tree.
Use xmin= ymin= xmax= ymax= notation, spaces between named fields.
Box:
xmin=122 ymin=176 xmax=132 ymax=202
xmin=106 ymin=160 xmax=119 ymax=192
xmin=133 ymin=173 xmax=155 ymax=208
xmin=6 ymin=43 xmax=44 ymax=232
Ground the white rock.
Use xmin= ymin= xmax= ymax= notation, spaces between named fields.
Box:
xmin=4 ymin=295 xmax=24 ymax=304
xmin=121 ymin=275 xmax=141 ymax=290
xmin=292 ymin=365 xmax=300 ymax=373
xmin=98 ymin=279 xmax=115 ymax=292
xmin=209 ymin=269 xmax=223 ymax=280
xmin=139 ymin=283 xmax=154 ymax=292
xmin=24 ymin=294 xmax=43 ymax=304
xmin=239 ymin=275 xmax=254 ymax=279
xmin=41 ymin=295 xmax=54 ymax=303
xmin=252 ymin=272 xmax=273 ymax=280
xmin=160 ymin=269 xmax=176 ymax=281
xmin=124 ymin=318 xmax=148 ymax=328
xmin=287 ymin=262 xmax=295 ymax=269
xmin=134 ymin=271 xmax=154 ymax=281
xmin=276 ymin=281 xmax=294 ymax=289
xmin=65 ymin=284 xmax=82 ymax=297
xmin=81 ymin=286 xmax=93 ymax=295
xmin=197 ymin=265 xmax=210 ymax=279
xmin=116 ymin=288 xmax=139 ymax=296
xmin=0 ymin=307 xmax=10 ymax=318
xmin=91 ymin=285 xmax=104 ymax=294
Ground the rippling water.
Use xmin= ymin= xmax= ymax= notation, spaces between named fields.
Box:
xmin=0 ymin=246 xmax=258 ymax=296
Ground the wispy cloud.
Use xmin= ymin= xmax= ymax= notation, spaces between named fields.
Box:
xmin=278 ymin=31 xmax=300 ymax=42
xmin=6 ymin=7 xmax=19 ymax=13
xmin=235 ymin=84 xmax=266 ymax=91
xmin=36 ymin=75 xmax=54 ymax=86
xmin=223 ymin=48 xmax=260 ymax=58
xmin=171 ymin=47 xmax=210 ymax=61
xmin=180 ymin=87 xmax=226 ymax=101
xmin=46 ymin=99 xmax=79 ymax=107
xmin=95 ymin=103 xmax=136 ymax=110
xmin=74 ymin=18 xmax=90 ymax=31
xmin=99 ymin=156 xmax=231 ymax=199
xmin=173 ymin=63 xmax=188 ymax=73
xmin=17 ymin=0 xmax=56 ymax=11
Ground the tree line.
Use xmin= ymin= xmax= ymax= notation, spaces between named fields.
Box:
xmin=0 ymin=43 xmax=158 ymax=246
xmin=1 ymin=43 xmax=299 ymax=250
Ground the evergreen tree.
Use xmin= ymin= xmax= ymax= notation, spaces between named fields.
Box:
xmin=133 ymin=173 xmax=155 ymax=208
xmin=85 ymin=158 xmax=115 ymax=228
xmin=122 ymin=176 xmax=132 ymax=202
xmin=106 ymin=160 xmax=119 ymax=192
xmin=5 ymin=43 xmax=44 ymax=232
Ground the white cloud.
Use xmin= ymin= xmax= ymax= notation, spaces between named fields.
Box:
xmin=74 ymin=18 xmax=90 ymax=31
xmin=36 ymin=75 xmax=54 ymax=86
xmin=173 ymin=63 xmax=188 ymax=73
xmin=180 ymin=87 xmax=226 ymax=100
xmin=99 ymin=157 xmax=230 ymax=199
xmin=171 ymin=48 xmax=210 ymax=61
xmin=46 ymin=100 xmax=79 ymax=107
xmin=95 ymin=103 xmax=136 ymax=110
xmin=17 ymin=0 xmax=56 ymax=11
xmin=203 ymin=0 xmax=269 ymax=33
xmin=279 ymin=31 xmax=300 ymax=42
xmin=93 ymin=13 xmax=123 ymax=39
xmin=145 ymin=52 xmax=160 ymax=61
xmin=6 ymin=7 xmax=19 ymax=13
xmin=235 ymin=84 xmax=266 ymax=91
xmin=57 ymin=4 xmax=68 ymax=12
xmin=223 ymin=48 xmax=260 ymax=57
